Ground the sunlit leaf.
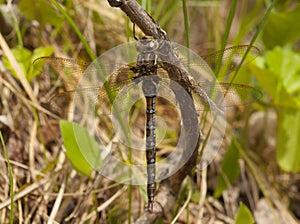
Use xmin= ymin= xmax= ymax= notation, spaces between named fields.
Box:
xmin=251 ymin=47 xmax=300 ymax=108
xmin=265 ymin=47 xmax=300 ymax=95
xmin=277 ymin=108 xmax=300 ymax=172
xmin=251 ymin=46 xmax=300 ymax=172
xmin=3 ymin=46 xmax=31 ymax=80
xmin=30 ymin=46 xmax=54 ymax=79
xmin=32 ymin=46 xmax=54 ymax=61
xmin=60 ymin=120 xmax=102 ymax=176
xmin=234 ymin=202 xmax=255 ymax=224
xmin=253 ymin=66 xmax=295 ymax=105
xmin=3 ymin=46 xmax=53 ymax=81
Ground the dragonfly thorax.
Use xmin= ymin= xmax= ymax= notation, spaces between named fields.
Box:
xmin=136 ymin=36 xmax=159 ymax=53
xmin=132 ymin=37 xmax=160 ymax=98
xmin=135 ymin=52 xmax=157 ymax=75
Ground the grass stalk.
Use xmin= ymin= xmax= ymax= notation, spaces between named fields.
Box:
xmin=214 ymin=0 xmax=237 ymax=77
xmin=0 ymin=132 xmax=14 ymax=224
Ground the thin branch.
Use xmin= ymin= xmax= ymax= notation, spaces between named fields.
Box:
xmin=108 ymin=0 xmax=167 ymax=39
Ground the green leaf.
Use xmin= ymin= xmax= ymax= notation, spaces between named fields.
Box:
xmin=265 ymin=47 xmax=300 ymax=94
xmin=214 ymin=141 xmax=240 ymax=198
xmin=251 ymin=47 xmax=300 ymax=108
xmin=190 ymin=189 xmax=200 ymax=203
xmin=32 ymin=46 xmax=54 ymax=61
xmin=277 ymin=108 xmax=300 ymax=172
xmin=262 ymin=4 xmax=300 ymax=48
xmin=30 ymin=46 xmax=53 ymax=80
xmin=251 ymin=47 xmax=300 ymax=172
xmin=3 ymin=46 xmax=31 ymax=80
xmin=3 ymin=46 xmax=53 ymax=81
xmin=251 ymin=46 xmax=300 ymax=172
xmin=59 ymin=120 xmax=102 ymax=176
xmin=19 ymin=0 xmax=63 ymax=27
xmin=234 ymin=202 xmax=255 ymax=224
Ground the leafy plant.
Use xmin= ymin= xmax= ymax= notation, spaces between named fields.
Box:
xmin=234 ymin=202 xmax=255 ymax=224
xmin=251 ymin=46 xmax=300 ymax=172
xmin=3 ymin=46 xmax=53 ymax=81
xmin=59 ymin=120 xmax=102 ymax=176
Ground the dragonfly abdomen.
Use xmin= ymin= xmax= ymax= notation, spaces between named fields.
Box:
xmin=145 ymin=95 xmax=157 ymax=210
xmin=134 ymin=37 xmax=160 ymax=211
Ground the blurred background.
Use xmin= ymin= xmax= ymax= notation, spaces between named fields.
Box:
xmin=0 ymin=0 xmax=299 ymax=223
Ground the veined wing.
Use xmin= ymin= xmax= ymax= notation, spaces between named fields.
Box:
xmin=200 ymin=45 xmax=259 ymax=75
xmin=155 ymin=45 xmax=261 ymax=113
xmin=151 ymin=78 xmax=262 ymax=114
xmin=36 ymin=44 xmax=260 ymax=117
xmin=201 ymin=45 xmax=259 ymax=63
xmin=33 ymin=57 xmax=89 ymax=91
xmin=43 ymin=77 xmax=262 ymax=119
xmin=35 ymin=56 xmax=141 ymax=117
xmin=34 ymin=56 xmax=140 ymax=89
xmin=172 ymin=45 xmax=259 ymax=82
xmin=192 ymin=81 xmax=262 ymax=112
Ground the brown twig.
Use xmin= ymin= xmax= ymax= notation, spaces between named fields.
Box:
xmin=107 ymin=0 xmax=167 ymax=39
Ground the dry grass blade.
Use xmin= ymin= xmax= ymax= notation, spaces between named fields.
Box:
xmin=0 ymin=32 xmax=37 ymax=104
xmin=0 ymin=176 xmax=50 ymax=210
xmin=80 ymin=186 xmax=128 ymax=223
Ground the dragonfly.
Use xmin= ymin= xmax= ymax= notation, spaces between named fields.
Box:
xmin=35 ymin=37 xmax=262 ymax=211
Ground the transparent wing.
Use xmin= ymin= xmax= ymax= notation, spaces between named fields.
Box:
xmin=34 ymin=45 xmax=261 ymax=116
xmin=155 ymin=78 xmax=262 ymax=113
xmin=201 ymin=45 xmax=259 ymax=72
xmin=33 ymin=56 xmax=89 ymax=91
xmin=53 ymin=72 xmax=139 ymax=117
xmin=174 ymin=45 xmax=260 ymax=82
xmin=191 ymin=81 xmax=262 ymax=112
